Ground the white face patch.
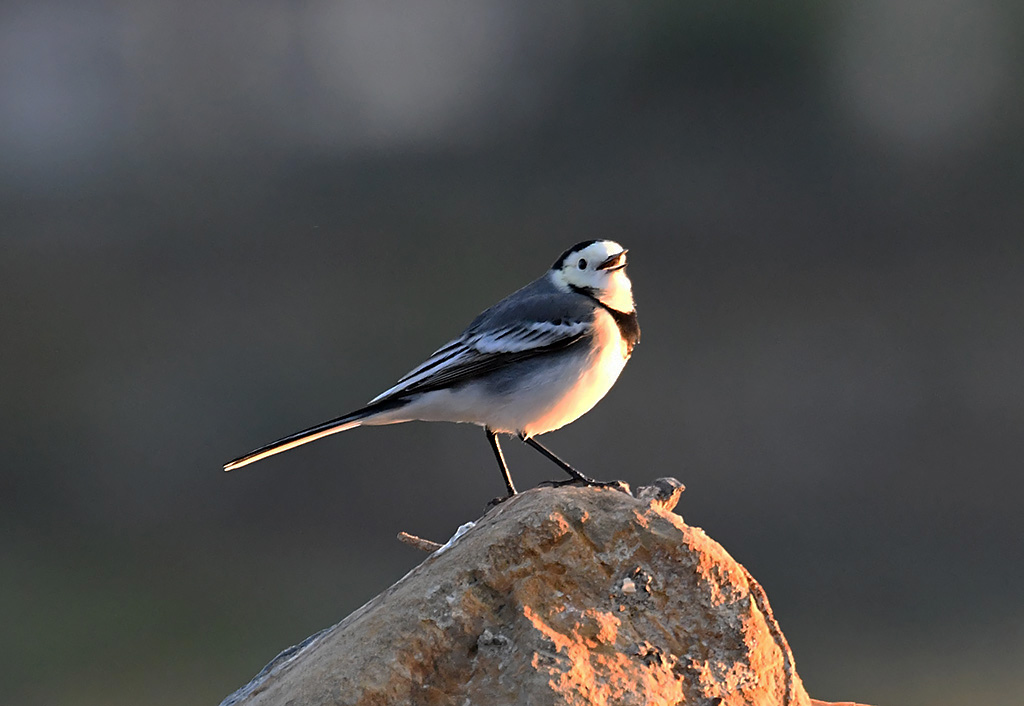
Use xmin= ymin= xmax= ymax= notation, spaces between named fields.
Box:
xmin=551 ymin=240 xmax=635 ymax=313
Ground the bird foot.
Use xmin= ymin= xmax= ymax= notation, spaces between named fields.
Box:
xmin=485 ymin=493 xmax=516 ymax=510
xmin=539 ymin=478 xmax=632 ymax=495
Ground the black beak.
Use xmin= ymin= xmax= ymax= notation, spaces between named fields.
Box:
xmin=597 ymin=250 xmax=628 ymax=271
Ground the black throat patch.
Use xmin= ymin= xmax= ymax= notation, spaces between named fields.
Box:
xmin=569 ymin=284 xmax=641 ymax=355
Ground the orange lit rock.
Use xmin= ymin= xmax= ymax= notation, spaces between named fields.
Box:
xmin=222 ymin=480 xmax=862 ymax=706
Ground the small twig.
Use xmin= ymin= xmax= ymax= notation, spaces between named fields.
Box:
xmin=397 ymin=531 xmax=443 ymax=552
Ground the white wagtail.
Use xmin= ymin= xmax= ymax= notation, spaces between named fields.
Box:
xmin=224 ymin=240 xmax=640 ymax=499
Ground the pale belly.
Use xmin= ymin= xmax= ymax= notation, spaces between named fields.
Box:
xmin=515 ymin=319 xmax=629 ymax=436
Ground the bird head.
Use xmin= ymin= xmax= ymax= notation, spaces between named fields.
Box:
xmin=550 ymin=240 xmax=635 ymax=313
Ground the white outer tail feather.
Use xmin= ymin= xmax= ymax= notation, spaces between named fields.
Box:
xmin=223 ymin=419 xmax=364 ymax=471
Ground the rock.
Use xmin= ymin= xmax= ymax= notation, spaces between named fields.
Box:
xmin=221 ymin=480 xmax=863 ymax=706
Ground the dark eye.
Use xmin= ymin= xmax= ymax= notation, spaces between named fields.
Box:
xmin=578 ymin=258 xmax=587 ymax=270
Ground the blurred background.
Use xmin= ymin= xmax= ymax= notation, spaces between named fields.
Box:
xmin=2 ymin=1 xmax=1022 ymax=704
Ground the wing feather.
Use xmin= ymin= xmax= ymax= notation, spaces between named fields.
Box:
xmin=368 ymin=319 xmax=592 ymax=403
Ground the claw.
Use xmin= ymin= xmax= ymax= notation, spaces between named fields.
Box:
xmin=539 ymin=478 xmax=632 ymax=495
xmin=485 ymin=493 xmax=515 ymax=510
xmin=538 ymin=478 xmax=581 ymax=489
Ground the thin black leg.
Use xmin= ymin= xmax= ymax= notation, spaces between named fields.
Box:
xmin=519 ymin=434 xmax=607 ymax=486
xmin=486 ymin=428 xmax=517 ymax=497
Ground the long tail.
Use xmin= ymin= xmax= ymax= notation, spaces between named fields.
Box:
xmin=223 ymin=398 xmax=408 ymax=472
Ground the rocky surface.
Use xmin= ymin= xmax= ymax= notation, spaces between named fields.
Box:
xmin=221 ymin=479 xmax=867 ymax=706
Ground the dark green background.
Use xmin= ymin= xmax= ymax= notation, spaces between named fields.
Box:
xmin=3 ymin=3 xmax=1022 ymax=704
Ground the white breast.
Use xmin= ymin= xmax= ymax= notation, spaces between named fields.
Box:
xmin=517 ymin=306 xmax=630 ymax=437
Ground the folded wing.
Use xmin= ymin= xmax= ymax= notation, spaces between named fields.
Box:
xmin=369 ymin=319 xmax=592 ymax=403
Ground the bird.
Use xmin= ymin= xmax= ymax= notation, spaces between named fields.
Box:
xmin=224 ymin=240 xmax=640 ymax=499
